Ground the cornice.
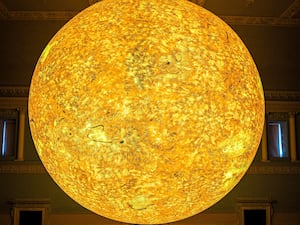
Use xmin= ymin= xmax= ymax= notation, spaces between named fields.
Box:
xmin=0 ymin=1 xmax=8 ymax=19
xmin=220 ymin=15 xmax=300 ymax=27
xmin=0 ymin=10 xmax=299 ymax=27
xmin=87 ymin=0 xmax=206 ymax=6
xmin=0 ymin=87 xmax=28 ymax=109
xmin=0 ymin=162 xmax=46 ymax=174
xmin=0 ymin=162 xmax=300 ymax=174
xmin=3 ymin=11 xmax=78 ymax=21
xmin=248 ymin=163 xmax=300 ymax=174
xmin=8 ymin=198 xmax=51 ymax=207
xmin=1 ymin=87 xmax=300 ymax=102
xmin=264 ymin=91 xmax=300 ymax=112
xmin=264 ymin=90 xmax=300 ymax=101
xmin=0 ymin=86 xmax=29 ymax=97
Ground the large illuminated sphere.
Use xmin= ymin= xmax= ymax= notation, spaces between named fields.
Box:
xmin=28 ymin=0 xmax=265 ymax=224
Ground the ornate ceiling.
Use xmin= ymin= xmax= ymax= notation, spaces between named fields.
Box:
xmin=0 ymin=0 xmax=300 ymax=27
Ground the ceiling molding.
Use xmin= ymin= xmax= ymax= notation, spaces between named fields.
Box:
xmin=2 ymin=87 xmax=300 ymax=102
xmin=0 ymin=163 xmax=46 ymax=174
xmin=87 ymin=0 xmax=206 ymax=6
xmin=248 ymin=164 xmax=300 ymax=175
xmin=0 ymin=86 xmax=29 ymax=97
xmin=1 ymin=162 xmax=299 ymax=174
xmin=264 ymin=90 xmax=300 ymax=102
xmin=264 ymin=91 xmax=300 ymax=113
xmin=1 ymin=10 xmax=78 ymax=21
xmin=1 ymin=11 xmax=300 ymax=27
xmin=0 ymin=1 xmax=8 ymax=19
xmin=280 ymin=0 xmax=300 ymax=18
xmin=220 ymin=15 xmax=300 ymax=27
xmin=88 ymin=0 xmax=206 ymax=6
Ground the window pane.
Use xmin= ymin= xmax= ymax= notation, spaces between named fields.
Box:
xmin=4 ymin=120 xmax=17 ymax=157
xmin=244 ymin=209 xmax=266 ymax=225
xmin=0 ymin=109 xmax=19 ymax=160
xmin=19 ymin=211 xmax=42 ymax=225
xmin=0 ymin=119 xmax=3 ymax=152
xmin=267 ymin=112 xmax=289 ymax=160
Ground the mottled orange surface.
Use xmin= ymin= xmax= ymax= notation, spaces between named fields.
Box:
xmin=29 ymin=0 xmax=265 ymax=224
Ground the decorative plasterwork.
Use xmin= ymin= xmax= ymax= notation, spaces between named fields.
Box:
xmin=248 ymin=164 xmax=300 ymax=174
xmin=9 ymin=198 xmax=51 ymax=211
xmin=0 ymin=86 xmax=29 ymax=97
xmin=0 ymin=87 xmax=28 ymax=109
xmin=2 ymin=11 xmax=78 ymax=21
xmin=237 ymin=198 xmax=273 ymax=204
xmin=2 ymin=87 xmax=300 ymax=101
xmin=280 ymin=0 xmax=300 ymax=18
xmin=264 ymin=90 xmax=300 ymax=113
xmin=264 ymin=90 xmax=300 ymax=101
xmin=1 ymin=12 xmax=298 ymax=26
xmin=0 ymin=163 xmax=46 ymax=174
xmin=0 ymin=162 xmax=299 ymax=174
xmin=87 ymin=0 xmax=206 ymax=6
xmin=220 ymin=15 xmax=300 ymax=27
xmin=0 ymin=1 xmax=8 ymax=19
xmin=0 ymin=87 xmax=300 ymax=175
xmin=9 ymin=198 xmax=50 ymax=206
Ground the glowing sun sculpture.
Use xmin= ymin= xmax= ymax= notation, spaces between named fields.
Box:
xmin=28 ymin=0 xmax=265 ymax=224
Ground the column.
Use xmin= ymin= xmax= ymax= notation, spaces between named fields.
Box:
xmin=289 ymin=112 xmax=297 ymax=162
xmin=261 ymin=117 xmax=268 ymax=162
xmin=17 ymin=107 xmax=25 ymax=161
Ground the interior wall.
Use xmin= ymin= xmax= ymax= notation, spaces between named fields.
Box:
xmin=1 ymin=3 xmax=300 ymax=225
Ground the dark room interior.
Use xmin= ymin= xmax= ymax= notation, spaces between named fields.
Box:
xmin=1 ymin=0 xmax=300 ymax=225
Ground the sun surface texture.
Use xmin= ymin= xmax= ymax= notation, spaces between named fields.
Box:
xmin=28 ymin=0 xmax=265 ymax=224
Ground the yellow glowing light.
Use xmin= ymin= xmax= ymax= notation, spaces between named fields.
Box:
xmin=28 ymin=0 xmax=265 ymax=224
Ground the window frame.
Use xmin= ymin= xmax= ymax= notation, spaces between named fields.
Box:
xmin=237 ymin=199 xmax=272 ymax=225
xmin=10 ymin=199 xmax=50 ymax=225
xmin=0 ymin=91 xmax=27 ymax=161
xmin=262 ymin=93 xmax=300 ymax=162
xmin=0 ymin=109 xmax=19 ymax=160
xmin=266 ymin=112 xmax=290 ymax=161
xmin=13 ymin=207 xmax=47 ymax=225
